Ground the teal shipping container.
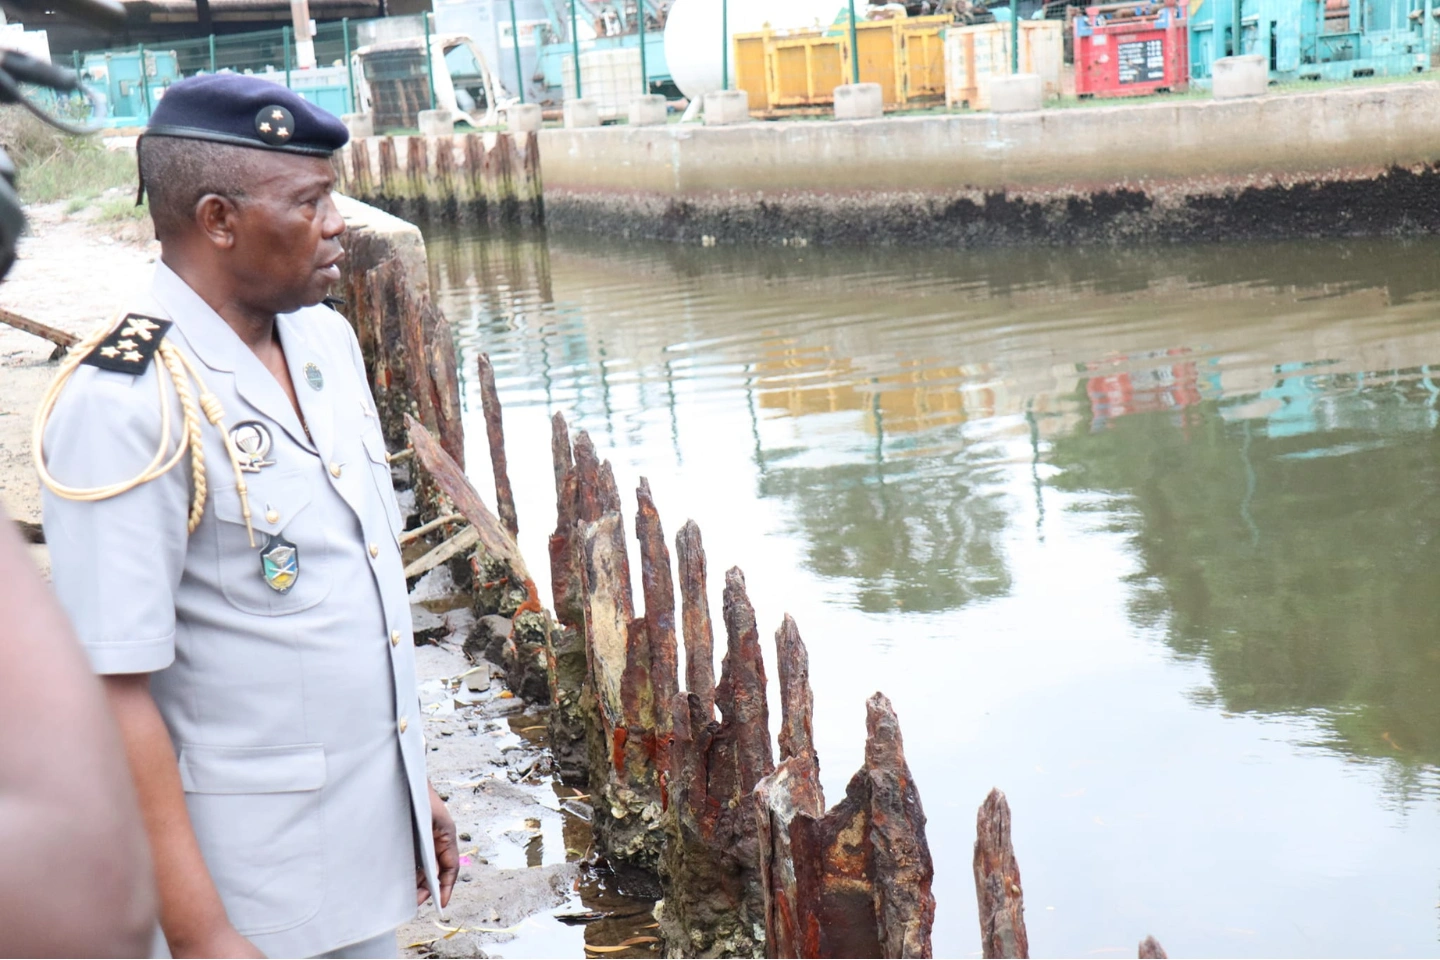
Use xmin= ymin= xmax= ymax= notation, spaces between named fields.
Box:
xmin=80 ymin=49 xmax=181 ymax=127
xmin=1189 ymin=0 xmax=1436 ymax=82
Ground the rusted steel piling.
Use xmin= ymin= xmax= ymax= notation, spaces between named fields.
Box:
xmin=477 ymin=354 xmax=518 ymax=538
xmin=975 ymin=788 xmax=1029 ymax=960
xmin=660 ymin=565 xmax=775 ymax=958
xmin=546 ymin=413 xmax=590 ymax=785
xmin=341 ymin=196 xmax=1180 ymax=960
xmin=336 ymin=196 xmax=464 ymax=467
xmin=335 ymin=132 xmax=543 ymax=225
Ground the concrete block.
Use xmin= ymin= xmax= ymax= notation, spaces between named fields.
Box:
xmin=629 ymin=94 xmax=668 ymax=126
xmin=417 ymin=109 xmax=454 ymax=137
xmin=1212 ymin=54 xmax=1269 ymax=99
xmin=508 ymin=102 xmax=543 ymax=134
xmin=704 ymin=89 xmax=750 ymax=126
xmin=564 ymin=97 xmax=601 ymax=129
xmin=342 ymin=112 xmax=374 ymax=140
xmin=833 ymin=82 xmax=883 ymax=120
xmin=990 ymin=73 xmax=1043 ymax=113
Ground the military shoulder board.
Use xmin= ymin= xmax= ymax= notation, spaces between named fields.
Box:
xmin=81 ymin=313 xmax=172 ymax=375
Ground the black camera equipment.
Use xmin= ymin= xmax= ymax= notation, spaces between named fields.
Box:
xmin=0 ymin=0 xmax=127 ymax=280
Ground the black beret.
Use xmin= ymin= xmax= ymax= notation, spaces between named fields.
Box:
xmin=144 ymin=74 xmax=349 ymax=157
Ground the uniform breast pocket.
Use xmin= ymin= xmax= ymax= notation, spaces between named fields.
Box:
xmin=211 ymin=469 xmax=333 ymax=616
xmin=362 ymin=429 xmax=403 ymax=539
xmin=178 ymin=742 xmax=326 ymax=936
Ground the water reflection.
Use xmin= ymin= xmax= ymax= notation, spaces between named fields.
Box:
xmin=1052 ymin=360 xmax=1440 ymax=776
xmin=426 ymin=225 xmax=1440 ymax=955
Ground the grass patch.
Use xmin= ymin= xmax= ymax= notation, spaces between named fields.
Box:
xmin=0 ymin=105 xmax=136 ymax=205
xmin=95 ymin=195 xmax=148 ymax=222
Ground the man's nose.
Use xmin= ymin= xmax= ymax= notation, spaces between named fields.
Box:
xmin=321 ymin=194 xmax=346 ymax=240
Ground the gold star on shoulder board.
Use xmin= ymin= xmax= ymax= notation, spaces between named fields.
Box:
xmin=259 ymin=121 xmax=273 ymax=133
xmin=277 ymin=127 xmax=290 ymax=138
xmin=272 ymin=109 xmax=284 ymax=120
xmin=119 ymin=316 xmax=161 ymax=341
xmin=82 ymin=313 xmax=172 ymax=377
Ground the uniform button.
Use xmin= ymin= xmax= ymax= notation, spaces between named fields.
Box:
xmin=265 ymin=509 xmax=280 ymax=524
xmin=390 ymin=630 xmax=401 ymax=647
xmin=398 ymin=717 xmax=409 ymax=734
xmin=329 ymin=462 xmax=342 ymax=478
xmin=369 ymin=543 xmax=380 ymax=558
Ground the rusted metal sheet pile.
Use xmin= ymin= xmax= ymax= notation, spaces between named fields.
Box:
xmin=334 ymin=131 xmax=543 ymax=225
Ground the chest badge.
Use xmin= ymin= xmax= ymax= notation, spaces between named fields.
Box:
xmin=304 ymin=362 xmax=324 ymax=391
xmin=259 ymin=534 xmax=300 ymax=593
xmin=230 ymin=421 xmax=276 ymax=472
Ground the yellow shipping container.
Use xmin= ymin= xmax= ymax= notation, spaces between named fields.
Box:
xmin=733 ymin=14 xmax=950 ymax=116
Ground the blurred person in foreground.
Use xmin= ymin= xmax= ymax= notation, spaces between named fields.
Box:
xmin=36 ymin=75 xmax=457 ymax=959
xmin=0 ymin=506 xmax=156 ymax=957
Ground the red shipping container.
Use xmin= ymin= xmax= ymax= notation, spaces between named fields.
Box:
xmin=1074 ymin=0 xmax=1189 ymax=99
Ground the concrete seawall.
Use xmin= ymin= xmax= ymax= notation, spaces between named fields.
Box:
xmin=538 ymin=82 xmax=1440 ymax=245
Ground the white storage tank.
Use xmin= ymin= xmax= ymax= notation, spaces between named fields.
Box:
xmin=663 ymin=0 xmax=843 ymax=100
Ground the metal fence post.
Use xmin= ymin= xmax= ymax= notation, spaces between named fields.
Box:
xmin=1232 ymin=0 xmax=1242 ymax=54
xmin=1011 ymin=0 xmax=1019 ymax=72
xmin=422 ymin=11 xmax=437 ymax=110
xmin=570 ymin=0 xmax=582 ymax=97
xmin=138 ymin=43 xmax=152 ymax=117
xmin=509 ymin=0 xmax=525 ymax=103
xmin=638 ymin=0 xmax=647 ymax=95
xmin=208 ymin=33 xmax=216 ymax=72
xmin=343 ymin=18 xmax=355 ymax=111
xmin=283 ymin=25 xmax=292 ymax=87
xmin=847 ymin=0 xmax=859 ymax=84
xmin=721 ymin=0 xmax=728 ymax=89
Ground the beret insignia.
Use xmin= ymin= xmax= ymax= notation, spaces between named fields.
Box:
xmin=81 ymin=313 xmax=172 ymax=375
xmin=255 ymin=105 xmax=296 ymax=146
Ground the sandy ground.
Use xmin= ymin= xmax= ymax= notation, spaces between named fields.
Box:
xmin=3 ymin=199 xmax=582 ymax=958
xmin=0 ymin=195 xmax=157 ymax=572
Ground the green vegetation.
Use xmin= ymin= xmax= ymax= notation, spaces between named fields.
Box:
xmin=0 ymin=105 xmax=136 ymax=206
xmin=95 ymin=194 xmax=148 ymax=222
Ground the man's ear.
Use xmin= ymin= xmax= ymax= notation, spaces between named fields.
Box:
xmin=194 ymin=194 xmax=239 ymax=249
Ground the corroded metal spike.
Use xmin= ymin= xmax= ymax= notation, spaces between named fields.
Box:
xmin=716 ymin=567 xmax=774 ymax=801
xmin=775 ymin=615 xmax=816 ymax=767
xmin=636 ymin=479 xmax=679 ymax=731
xmin=573 ymin=430 xmax=604 ymax=525
xmin=975 ymin=787 xmax=1027 ymax=959
xmin=867 ymin=693 xmax=936 ymax=960
xmin=675 ymin=519 xmax=716 ymax=721
xmin=477 ymin=353 xmax=518 ymax=537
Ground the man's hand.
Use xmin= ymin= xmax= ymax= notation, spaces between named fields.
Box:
xmin=418 ymin=782 xmax=459 ymax=908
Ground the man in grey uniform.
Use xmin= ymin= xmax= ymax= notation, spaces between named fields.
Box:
xmin=38 ymin=75 xmax=458 ymax=958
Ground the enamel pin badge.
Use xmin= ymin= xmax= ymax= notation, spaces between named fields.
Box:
xmin=259 ymin=534 xmax=299 ymax=593
xmin=304 ymin=362 xmax=324 ymax=391
xmin=230 ymin=421 xmax=276 ymax=472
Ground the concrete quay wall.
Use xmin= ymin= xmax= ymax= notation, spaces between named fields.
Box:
xmin=538 ymin=82 xmax=1440 ymax=245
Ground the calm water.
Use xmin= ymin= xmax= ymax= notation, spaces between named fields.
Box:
xmin=427 ymin=230 xmax=1440 ymax=958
